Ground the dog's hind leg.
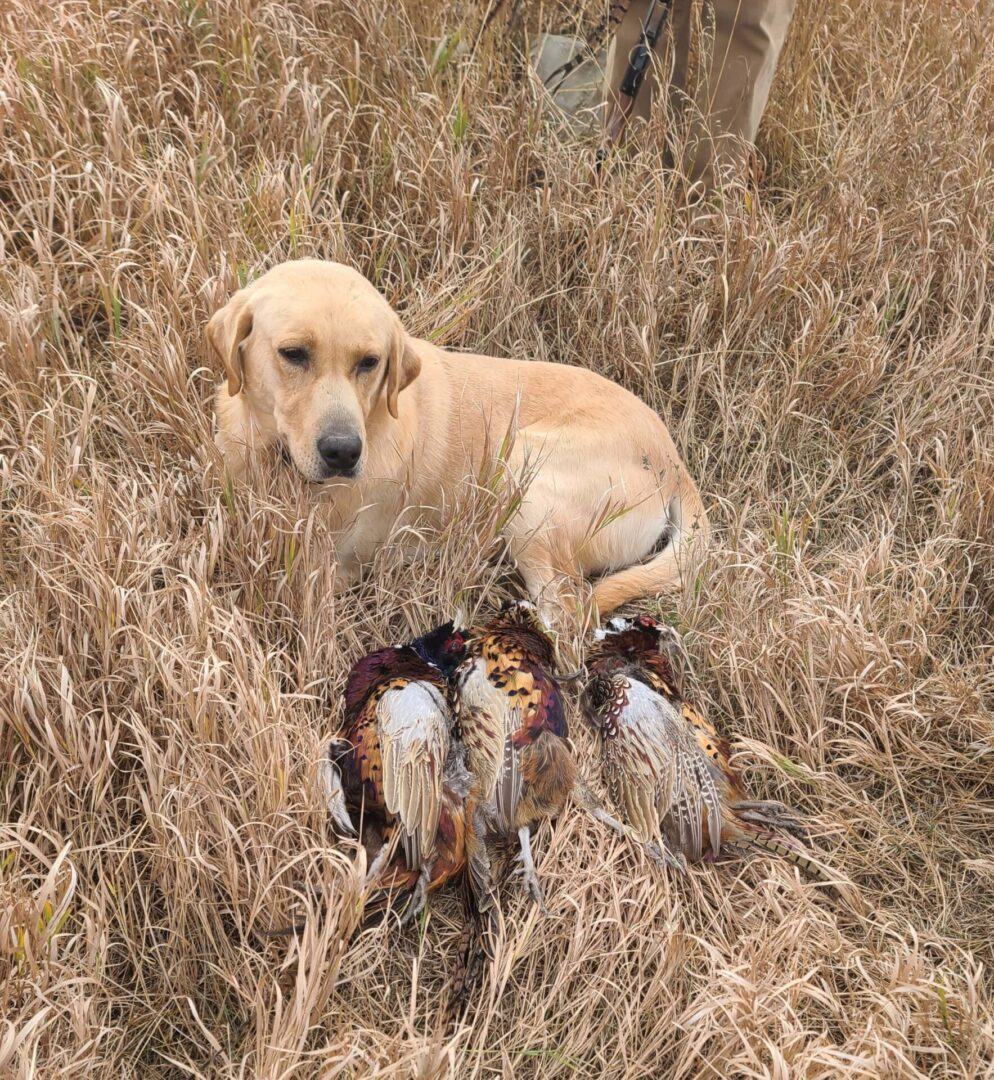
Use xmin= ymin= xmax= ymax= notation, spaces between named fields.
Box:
xmin=508 ymin=532 xmax=589 ymax=624
xmin=514 ymin=547 xmax=566 ymax=620
xmin=589 ymin=495 xmax=708 ymax=616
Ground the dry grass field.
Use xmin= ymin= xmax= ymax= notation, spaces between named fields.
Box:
xmin=2 ymin=0 xmax=994 ymax=1075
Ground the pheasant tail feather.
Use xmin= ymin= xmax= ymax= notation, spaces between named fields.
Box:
xmin=733 ymin=833 xmax=842 ymax=899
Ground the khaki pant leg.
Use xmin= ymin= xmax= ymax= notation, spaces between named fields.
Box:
xmin=603 ymin=0 xmax=795 ymax=188
xmin=683 ymin=0 xmax=797 ymax=186
xmin=603 ymin=0 xmax=676 ymax=125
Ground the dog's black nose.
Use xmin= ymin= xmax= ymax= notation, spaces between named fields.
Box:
xmin=317 ymin=433 xmax=362 ymax=475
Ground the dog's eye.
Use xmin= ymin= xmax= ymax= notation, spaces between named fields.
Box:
xmin=357 ymin=355 xmax=379 ymax=374
xmin=278 ymin=346 xmax=308 ymax=365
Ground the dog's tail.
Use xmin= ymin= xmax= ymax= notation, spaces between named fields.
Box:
xmin=591 ymin=490 xmax=709 ymax=616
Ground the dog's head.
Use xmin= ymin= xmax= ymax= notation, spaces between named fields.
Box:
xmin=207 ymin=260 xmax=421 ymax=482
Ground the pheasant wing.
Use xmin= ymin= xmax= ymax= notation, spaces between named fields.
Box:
xmin=606 ymin=678 xmax=721 ymax=859
xmin=376 ymin=680 xmax=451 ymax=870
xmin=455 ymin=653 xmax=523 ymax=822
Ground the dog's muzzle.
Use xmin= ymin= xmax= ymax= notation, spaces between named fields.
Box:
xmin=316 ymin=432 xmax=363 ymax=478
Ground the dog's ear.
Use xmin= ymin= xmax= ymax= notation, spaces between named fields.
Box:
xmin=206 ymin=291 xmax=254 ymax=397
xmin=386 ymin=324 xmax=422 ymax=419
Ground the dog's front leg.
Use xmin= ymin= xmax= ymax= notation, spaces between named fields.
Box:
xmin=331 ymin=558 xmax=360 ymax=595
xmin=330 ymin=511 xmax=388 ymax=595
xmin=330 ymin=529 xmax=362 ymax=595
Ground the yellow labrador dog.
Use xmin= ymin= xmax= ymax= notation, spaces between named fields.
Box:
xmin=209 ymin=260 xmax=707 ymax=615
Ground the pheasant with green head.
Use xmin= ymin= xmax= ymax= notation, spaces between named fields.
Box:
xmin=324 ymin=620 xmax=472 ymax=921
xmin=581 ymin=614 xmax=831 ymax=884
xmin=453 ymin=600 xmax=577 ymax=914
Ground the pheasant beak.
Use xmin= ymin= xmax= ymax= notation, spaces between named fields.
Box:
xmin=552 ymin=667 xmax=586 ymax=685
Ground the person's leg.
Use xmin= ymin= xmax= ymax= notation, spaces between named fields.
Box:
xmin=667 ymin=0 xmax=694 ymax=107
xmin=603 ymin=0 xmax=795 ymax=188
xmin=603 ymin=0 xmax=670 ymax=125
xmin=682 ymin=0 xmax=797 ymax=187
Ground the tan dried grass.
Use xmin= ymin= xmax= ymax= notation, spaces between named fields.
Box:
xmin=1 ymin=1 xmax=993 ymax=1076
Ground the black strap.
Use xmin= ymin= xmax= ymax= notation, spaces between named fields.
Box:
xmin=543 ymin=1 xmax=632 ymax=93
xmin=618 ymin=0 xmax=674 ymax=100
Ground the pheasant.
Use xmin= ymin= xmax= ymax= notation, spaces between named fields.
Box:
xmin=581 ymin=614 xmax=829 ymax=881
xmin=323 ymin=621 xmax=472 ymax=921
xmin=453 ymin=600 xmax=577 ymax=913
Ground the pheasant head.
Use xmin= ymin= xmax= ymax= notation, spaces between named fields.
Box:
xmin=592 ymin=614 xmax=680 ymax=663
xmin=409 ymin=620 xmax=469 ymax=678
